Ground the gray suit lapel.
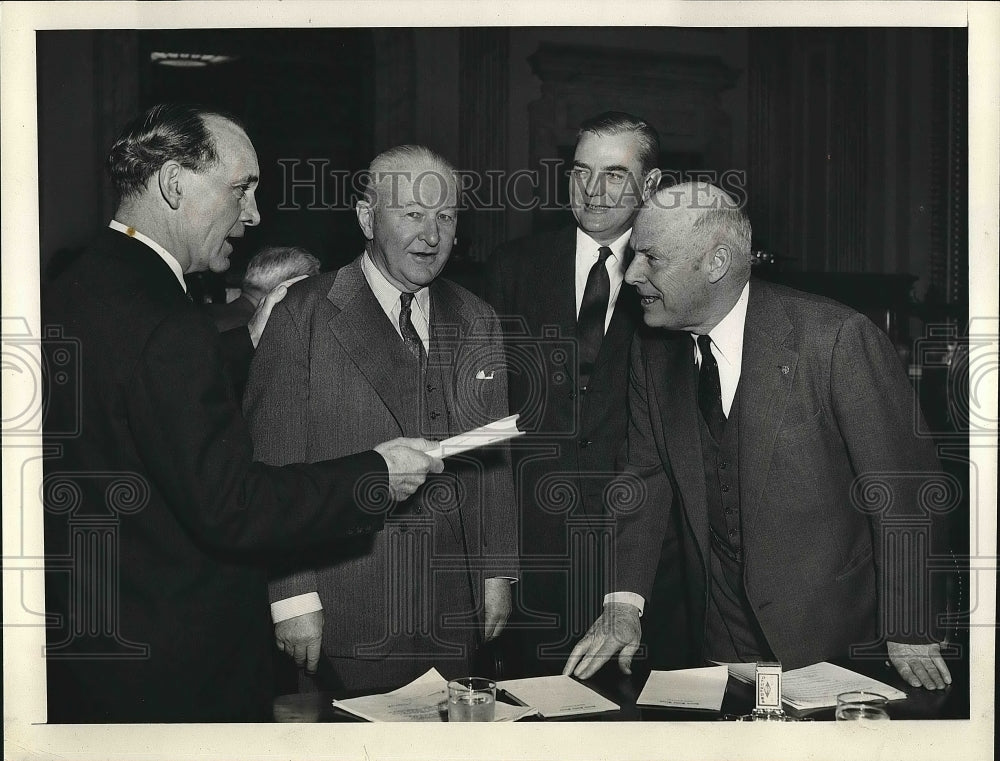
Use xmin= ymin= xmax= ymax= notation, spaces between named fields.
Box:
xmin=326 ymin=258 xmax=419 ymax=432
xmin=738 ymin=281 xmax=798 ymax=538
xmin=648 ymin=334 xmax=711 ymax=567
xmin=427 ymin=280 xmax=474 ymax=544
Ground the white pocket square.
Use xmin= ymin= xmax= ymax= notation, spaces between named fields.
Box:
xmin=475 ymin=370 xmax=495 ymax=380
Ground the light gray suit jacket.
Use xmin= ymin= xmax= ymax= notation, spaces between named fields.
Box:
xmin=612 ymin=279 xmax=947 ymax=668
xmin=245 ymin=256 xmax=517 ymax=669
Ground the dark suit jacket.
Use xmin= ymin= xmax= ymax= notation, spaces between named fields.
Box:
xmin=486 ymin=227 xmax=639 ymax=536
xmin=41 ymin=229 xmax=388 ymax=722
xmin=486 ymin=228 xmax=675 ymax=669
xmin=614 ymin=279 xmax=945 ymax=668
xmin=244 ymin=256 xmax=517 ymax=688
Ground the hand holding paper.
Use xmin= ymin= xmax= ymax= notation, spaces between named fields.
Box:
xmin=423 ymin=414 xmax=523 ymax=459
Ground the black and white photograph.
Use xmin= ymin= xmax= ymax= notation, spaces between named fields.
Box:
xmin=2 ymin=2 xmax=996 ymax=760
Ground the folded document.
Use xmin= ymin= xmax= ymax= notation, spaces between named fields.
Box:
xmin=424 ymin=414 xmax=523 ymax=459
xmin=636 ymin=665 xmax=729 ymax=711
xmin=331 ymin=668 xmax=536 ymax=722
xmin=721 ymin=661 xmax=907 ymax=710
xmin=497 ymin=675 xmax=619 ymax=718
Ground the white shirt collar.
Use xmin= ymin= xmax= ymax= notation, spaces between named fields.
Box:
xmin=360 ymin=252 xmax=431 ymax=344
xmin=575 ymin=227 xmax=631 ymax=276
xmin=109 ymin=220 xmax=187 ymax=293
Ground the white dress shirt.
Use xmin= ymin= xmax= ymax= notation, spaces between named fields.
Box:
xmin=604 ymin=282 xmax=752 ymax=615
xmin=109 ymin=220 xmax=187 ymax=293
xmin=575 ymin=227 xmax=631 ymax=333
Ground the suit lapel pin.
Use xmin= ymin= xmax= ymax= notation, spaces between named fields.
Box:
xmin=779 ymin=365 xmax=790 ymax=375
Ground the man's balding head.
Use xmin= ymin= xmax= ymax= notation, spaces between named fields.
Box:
xmin=108 ymin=103 xmax=261 ymax=274
xmin=625 ymin=182 xmax=752 ymax=333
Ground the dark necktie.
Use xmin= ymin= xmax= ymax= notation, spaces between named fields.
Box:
xmin=577 ymin=246 xmax=613 ymax=385
xmin=697 ymin=334 xmax=727 ymax=442
xmin=398 ymin=292 xmax=425 ymax=362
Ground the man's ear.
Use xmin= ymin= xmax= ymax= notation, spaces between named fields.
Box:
xmin=355 ymin=201 xmax=375 ymax=240
xmin=706 ymin=244 xmax=732 ymax=284
xmin=641 ymin=168 xmax=663 ymax=201
xmin=158 ymin=161 xmax=183 ymax=210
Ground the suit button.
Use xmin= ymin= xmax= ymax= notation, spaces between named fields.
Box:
xmin=414 ymin=505 xmax=423 ymax=514
xmin=721 ymin=484 xmax=730 ymax=493
xmin=579 ymin=439 xmax=592 ymax=448
xmin=720 ymin=461 xmax=728 ymax=470
xmin=429 ymin=411 xmax=440 ymax=420
xmin=724 ymin=508 xmax=734 ymax=516
xmin=580 ymin=385 xmax=589 ymax=395
xmin=569 ymin=392 xmax=576 ymax=400
xmin=728 ymin=528 xmax=737 ymax=539
xmin=426 ymin=384 xmax=436 ymax=392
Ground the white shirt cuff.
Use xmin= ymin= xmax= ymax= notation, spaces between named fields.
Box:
xmin=270 ymin=592 xmax=322 ymax=623
xmin=603 ymin=592 xmax=645 ymax=616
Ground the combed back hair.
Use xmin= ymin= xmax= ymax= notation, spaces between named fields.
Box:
xmin=577 ymin=111 xmax=660 ymax=175
xmin=361 ymin=144 xmax=458 ymax=206
xmin=106 ymin=103 xmax=245 ymax=200
xmin=241 ymin=246 xmax=321 ymax=300
xmin=692 ymin=200 xmax=753 ymax=264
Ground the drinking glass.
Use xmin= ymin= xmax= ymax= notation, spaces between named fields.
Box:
xmin=447 ymin=677 xmax=496 ymax=722
xmin=835 ymin=691 xmax=890 ymax=721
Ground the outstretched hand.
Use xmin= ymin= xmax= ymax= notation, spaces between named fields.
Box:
xmin=562 ymin=602 xmax=642 ymax=680
xmin=887 ymin=641 xmax=952 ymax=690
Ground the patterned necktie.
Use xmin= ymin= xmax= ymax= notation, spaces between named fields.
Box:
xmin=399 ymin=292 xmax=425 ymax=362
xmin=697 ymin=334 xmax=727 ymax=442
xmin=577 ymin=246 xmax=613 ymax=385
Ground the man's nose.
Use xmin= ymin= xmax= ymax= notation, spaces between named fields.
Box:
xmin=624 ymin=256 xmax=644 ymax=285
xmin=418 ymin=217 xmax=440 ymax=247
xmin=242 ymin=192 xmax=261 ymax=227
xmin=584 ymin=172 xmax=602 ymax=198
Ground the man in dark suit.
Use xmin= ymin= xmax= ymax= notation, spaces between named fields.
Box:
xmin=485 ymin=112 xmax=664 ymax=674
xmin=564 ymin=182 xmax=952 ymax=690
xmin=207 ymin=245 xmax=320 ymax=333
xmin=42 ymin=104 xmax=443 ymax=722
xmin=245 ymin=145 xmax=518 ymax=692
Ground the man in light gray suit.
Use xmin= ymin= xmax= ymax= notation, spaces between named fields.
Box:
xmin=565 ymin=182 xmax=952 ymax=690
xmin=245 ymin=145 xmax=518 ymax=692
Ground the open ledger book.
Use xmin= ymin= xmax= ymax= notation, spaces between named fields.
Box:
xmin=331 ymin=668 xmax=537 ymax=722
xmin=720 ymin=661 xmax=908 ymax=711
xmin=424 ymin=414 xmax=523 ymax=459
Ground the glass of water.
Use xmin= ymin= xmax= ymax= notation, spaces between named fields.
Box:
xmin=447 ymin=677 xmax=496 ymax=722
xmin=835 ymin=691 xmax=891 ymax=721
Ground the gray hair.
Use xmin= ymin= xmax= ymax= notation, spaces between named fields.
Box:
xmin=360 ymin=144 xmax=457 ymax=207
xmin=241 ymin=246 xmax=320 ymax=300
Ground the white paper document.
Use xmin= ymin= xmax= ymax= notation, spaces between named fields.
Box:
xmin=497 ymin=675 xmax=619 ymax=718
xmin=636 ymin=666 xmax=729 ymax=710
xmin=331 ymin=668 xmax=537 ymax=722
xmin=424 ymin=414 xmax=524 ymax=459
xmin=719 ymin=661 xmax=907 ymax=710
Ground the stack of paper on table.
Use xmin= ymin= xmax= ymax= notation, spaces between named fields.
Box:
xmin=636 ymin=665 xmax=729 ymax=710
xmin=332 ymin=668 xmax=537 ymax=722
xmin=424 ymin=414 xmax=523 ymax=459
xmin=721 ymin=661 xmax=908 ymax=710
xmin=497 ymin=675 xmax=619 ymax=718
